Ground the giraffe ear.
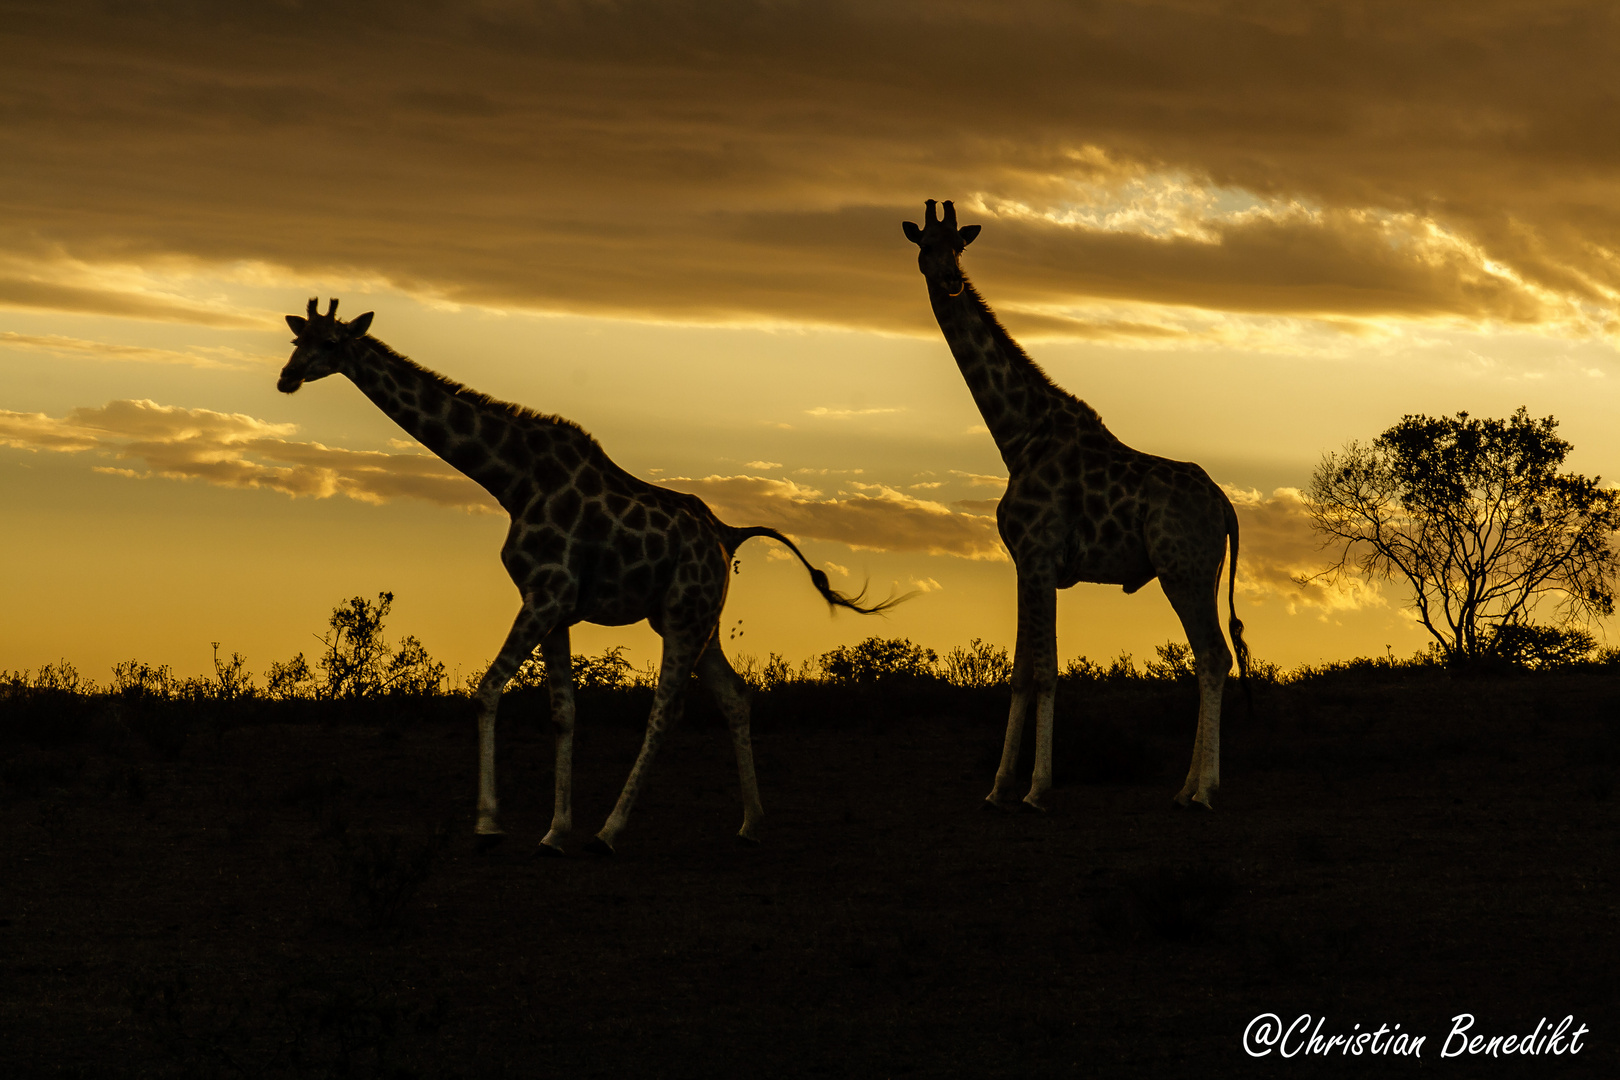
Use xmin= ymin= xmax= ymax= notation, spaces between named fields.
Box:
xmin=286 ymin=315 xmax=307 ymax=334
xmin=902 ymin=220 xmax=923 ymax=244
xmin=347 ymin=311 xmax=375 ymax=335
xmin=958 ymin=225 xmax=981 ymax=247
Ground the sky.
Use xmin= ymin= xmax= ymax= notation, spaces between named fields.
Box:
xmin=7 ymin=0 xmax=1620 ymax=685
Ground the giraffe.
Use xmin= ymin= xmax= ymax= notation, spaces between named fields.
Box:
xmin=903 ymin=201 xmax=1249 ymax=811
xmin=278 ymin=298 xmax=895 ymax=853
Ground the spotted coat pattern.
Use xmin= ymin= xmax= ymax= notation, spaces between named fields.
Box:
xmin=279 ymin=299 xmax=886 ymax=852
xmin=904 ymin=202 xmax=1249 ymax=810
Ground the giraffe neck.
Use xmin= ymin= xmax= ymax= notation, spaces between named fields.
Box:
xmin=338 ymin=338 xmax=528 ymax=508
xmin=926 ymin=276 xmax=1100 ymax=462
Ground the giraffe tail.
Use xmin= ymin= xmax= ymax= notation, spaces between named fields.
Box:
xmin=722 ymin=526 xmax=911 ymax=615
xmin=1223 ymin=500 xmax=1253 ymax=716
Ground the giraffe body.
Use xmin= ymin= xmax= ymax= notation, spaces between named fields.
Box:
xmin=279 ymin=300 xmax=887 ymax=852
xmin=904 ymin=202 xmax=1248 ymax=810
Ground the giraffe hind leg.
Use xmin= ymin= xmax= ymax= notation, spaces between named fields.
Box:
xmin=697 ymin=646 xmax=763 ymax=843
xmin=590 ymin=627 xmax=704 ymax=854
xmin=1162 ymin=577 xmax=1231 ymax=809
xmin=537 ymin=626 xmax=575 ymax=856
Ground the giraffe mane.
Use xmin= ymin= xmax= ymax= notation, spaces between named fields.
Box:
xmin=364 ymin=337 xmax=600 ymax=443
xmin=959 ymin=278 xmax=1105 ymax=428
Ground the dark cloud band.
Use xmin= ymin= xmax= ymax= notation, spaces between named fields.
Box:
xmin=3 ymin=2 xmax=1616 ymax=334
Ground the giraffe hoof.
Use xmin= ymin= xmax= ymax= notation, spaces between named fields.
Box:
xmin=1019 ymin=797 xmax=1050 ymax=814
xmin=735 ymin=832 xmax=761 ymax=847
xmin=473 ymin=832 xmax=505 ymax=854
xmin=533 ymin=841 xmax=565 ymax=859
xmin=585 ymin=836 xmax=615 ymax=856
xmin=982 ymin=796 xmax=1017 ymax=813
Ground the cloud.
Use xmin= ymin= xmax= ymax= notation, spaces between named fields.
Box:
xmin=972 ymin=206 xmax=1555 ymax=328
xmin=0 ymin=401 xmax=1010 ymax=558
xmin=950 ymin=470 xmax=1009 ymax=488
xmin=660 ymin=474 xmax=1007 ymax=561
xmin=0 ymin=399 xmax=497 ymax=513
xmin=0 ymin=252 xmax=271 ymax=327
xmin=0 ymin=331 xmax=272 ymax=370
xmin=745 ymin=460 xmax=783 ymax=470
xmin=1224 ymin=486 xmax=1386 ymax=614
xmin=804 ymin=406 xmax=904 ymax=419
xmin=5 ymin=2 xmax=1619 ymax=339
xmin=0 ymin=271 xmax=268 ymax=327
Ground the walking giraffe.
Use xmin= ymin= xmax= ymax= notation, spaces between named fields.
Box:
xmin=279 ymin=299 xmax=894 ymax=853
xmin=903 ymin=201 xmax=1249 ymax=810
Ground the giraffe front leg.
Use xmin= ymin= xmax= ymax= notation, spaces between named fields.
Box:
xmin=1022 ymin=585 xmax=1059 ymax=812
xmin=474 ymin=601 xmax=556 ymax=846
xmin=988 ymin=680 xmax=1033 ymax=809
xmin=473 ymin=683 xmax=504 ymax=843
xmin=1024 ymin=688 xmax=1057 ymax=812
xmin=988 ymin=576 xmax=1054 ymax=811
xmin=537 ymin=627 xmax=575 ymax=857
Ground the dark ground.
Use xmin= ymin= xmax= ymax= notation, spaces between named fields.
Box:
xmin=1 ymin=669 xmax=1616 ymax=1078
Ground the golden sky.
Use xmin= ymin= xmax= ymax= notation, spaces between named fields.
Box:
xmin=6 ymin=1 xmax=1620 ymax=682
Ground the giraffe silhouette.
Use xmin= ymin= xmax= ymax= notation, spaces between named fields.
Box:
xmin=279 ymin=299 xmax=895 ymax=853
xmin=903 ymin=202 xmax=1249 ymax=810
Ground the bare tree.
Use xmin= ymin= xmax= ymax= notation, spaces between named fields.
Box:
xmin=1304 ymin=407 xmax=1620 ymax=661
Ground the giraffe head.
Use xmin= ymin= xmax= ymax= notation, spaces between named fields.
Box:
xmin=901 ymin=199 xmax=981 ymax=296
xmin=278 ymin=297 xmax=375 ymax=393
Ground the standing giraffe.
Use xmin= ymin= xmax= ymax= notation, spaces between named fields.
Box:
xmin=903 ymin=201 xmax=1249 ymax=810
xmin=278 ymin=299 xmax=893 ymax=853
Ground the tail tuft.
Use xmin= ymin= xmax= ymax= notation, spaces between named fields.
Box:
xmin=727 ymin=525 xmax=910 ymax=615
xmin=1225 ymin=501 xmax=1254 ymax=717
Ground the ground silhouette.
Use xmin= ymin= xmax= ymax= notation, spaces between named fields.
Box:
xmin=1 ymin=666 xmax=1615 ymax=1077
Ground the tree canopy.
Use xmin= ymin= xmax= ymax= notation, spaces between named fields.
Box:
xmin=1304 ymin=407 xmax=1620 ymax=662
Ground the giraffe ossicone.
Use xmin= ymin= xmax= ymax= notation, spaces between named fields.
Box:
xmin=903 ymin=202 xmax=1250 ymax=811
xmin=279 ymin=300 xmax=899 ymax=853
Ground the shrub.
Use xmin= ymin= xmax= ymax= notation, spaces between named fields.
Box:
xmin=497 ymin=645 xmax=653 ymax=694
xmin=33 ymin=660 xmax=93 ymax=695
xmin=266 ymin=653 xmax=319 ymax=701
xmin=268 ymin=592 xmax=448 ymax=699
xmin=818 ymin=637 xmax=938 ymax=686
xmin=573 ymin=645 xmax=634 ymax=690
xmin=205 ymin=644 xmax=255 ymax=703
xmin=732 ymin=651 xmax=796 ymax=691
xmin=1486 ymin=623 xmax=1596 ymax=670
xmin=382 ymin=635 xmax=447 ymax=695
xmin=940 ymin=638 xmax=1011 ymax=688
xmin=110 ymin=660 xmax=178 ymax=701
xmin=1061 ymin=656 xmax=1107 ymax=682
xmin=1143 ymin=641 xmax=1197 ymax=682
